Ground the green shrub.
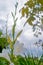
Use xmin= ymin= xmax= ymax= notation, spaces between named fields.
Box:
xmin=12 ymin=55 xmax=43 ymax=65
xmin=0 ymin=37 xmax=9 ymax=52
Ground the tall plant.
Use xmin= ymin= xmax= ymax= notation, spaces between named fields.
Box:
xmin=7 ymin=2 xmax=23 ymax=64
xmin=0 ymin=2 xmax=23 ymax=65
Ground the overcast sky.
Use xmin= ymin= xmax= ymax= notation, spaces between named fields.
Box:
xmin=0 ymin=0 xmax=43 ymax=56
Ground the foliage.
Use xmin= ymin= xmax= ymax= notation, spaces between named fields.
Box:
xmin=0 ymin=19 xmax=8 ymax=52
xmin=0 ymin=54 xmax=43 ymax=65
xmin=0 ymin=37 xmax=9 ymax=48
xmin=0 ymin=31 xmax=9 ymax=52
xmin=20 ymin=0 xmax=43 ymax=58
xmin=0 ymin=57 xmax=10 ymax=65
xmin=21 ymin=0 xmax=43 ymax=19
xmin=20 ymin=0 xmax=43 ymax=37
xmin=0 ymin=31 xmax=2 ymax=36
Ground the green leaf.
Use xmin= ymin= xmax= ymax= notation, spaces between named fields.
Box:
xmin=25 ymin=7 xmax=29 ymax=17
xmin=21 ymin=7 xmax=25 ymax=17
xmin=27 ymin=16 xmax=35 ymax=25
xmin=0 ymin=31 xmax=2 ymax=36
xmin=0 ymin=37 xmax=9 ymax=49
xmin=37 ymin=0 xmax=43 ymax=5
xmin=25 ymin=0 xmax=35 ymax=8
xmin=11 ymin=12 xmax=15 ymax=19
xmin=11 ymin=12 xmax=18 ymax=40
xmin=14 ymin=30 xmax=23 ymax=44
xmin=16 ymin=30 xmax=23 ymax=38
xmin=12 ymin=25 xmax=15 ymax=39
xmin=7 ymin=36 xmax=12 ymax=44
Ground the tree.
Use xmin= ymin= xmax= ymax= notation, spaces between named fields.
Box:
xmin=20 ymin=0 xmax=43 ymax=57
xmin=20 ymin=0 xmax=43 ymax=37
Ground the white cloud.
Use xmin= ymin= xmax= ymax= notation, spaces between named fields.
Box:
xmin=0 ymin=0 xmax=17 ymax=17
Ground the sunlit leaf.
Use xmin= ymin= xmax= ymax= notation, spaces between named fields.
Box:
xmin=27 ymin=16 xmax=35 ymax=25
xmin=21 ymin=7 xmax=25 ymax=17
xmin=7 ymin=36 xmax=12 ymax=44
xmin=37 ymin=0 xmax=43 ymax=5
xmin=25 ymin=7 xmax=28 ymax=17
xmin=25 ymin=0 xmax=35 ymax=8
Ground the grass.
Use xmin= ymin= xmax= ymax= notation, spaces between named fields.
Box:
xmin=0 ymin=54 xmax=43 ymax=65
xmin=0 ymin=57 xmax=10 ymax=65
xmin=9 ymin=54 xmax=43 ymax=65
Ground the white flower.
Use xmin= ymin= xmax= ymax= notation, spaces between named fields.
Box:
xmin=10 ymin=63 xmax=14 ymax=65
xmin=13 ymin=41 xmax=26 ymax=56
